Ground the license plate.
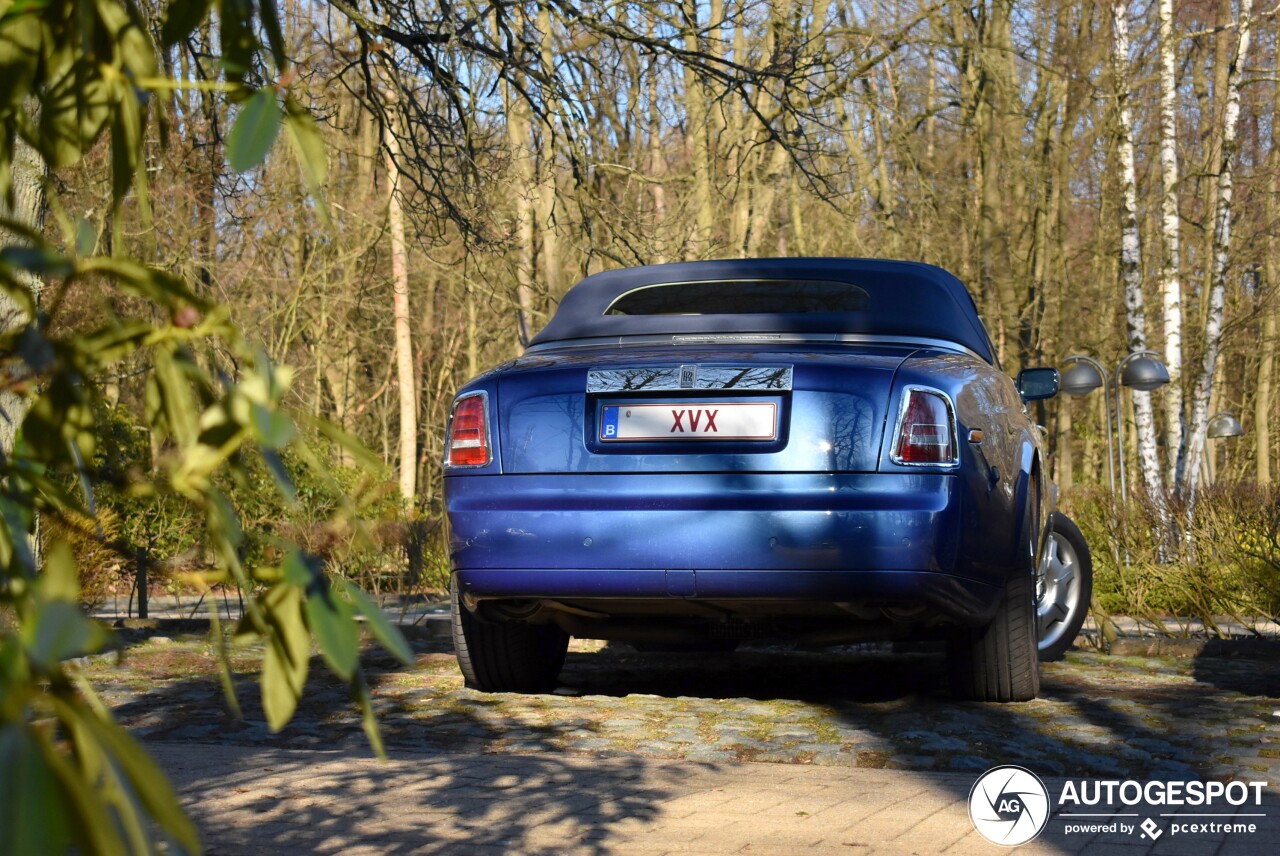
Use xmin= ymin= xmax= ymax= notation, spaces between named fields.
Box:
xmin=599 ymin=402 xmax=777 ymax=442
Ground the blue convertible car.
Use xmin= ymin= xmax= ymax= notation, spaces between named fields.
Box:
xmin=443 ymin=258 xmax=1069 ymax=702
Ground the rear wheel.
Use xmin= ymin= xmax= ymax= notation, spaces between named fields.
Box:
xmin=451 ymin=576 xmax=569 ymax=692
xmin=1036 ymin=513 xmax=1093 ymax=661
xmin=948 ymin=568 xmax=1041 ymax=702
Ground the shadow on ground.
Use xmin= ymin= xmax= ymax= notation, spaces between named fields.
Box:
xmin=88 ymin=629 xmax=1280 ymax=854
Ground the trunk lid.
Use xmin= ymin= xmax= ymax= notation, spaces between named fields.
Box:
xmin=496 ymin=344 xmax=910 ymax=474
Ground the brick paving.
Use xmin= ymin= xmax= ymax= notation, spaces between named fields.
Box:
xmin=74 ymin=604 xmax=1280 ymax=854
xmin=147 ymin=741 xmax=1279 ymax=855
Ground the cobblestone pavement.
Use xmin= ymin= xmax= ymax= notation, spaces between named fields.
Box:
xmin=77 ymin=625 xmax=1280 ymax=854
xmin=145 ymin=741 xmax=1280 ymax=855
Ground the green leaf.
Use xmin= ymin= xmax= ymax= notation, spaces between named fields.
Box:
xmin=74 ymin=218 xmax=95 ymax=256
xmin=152 ymin=347 xmax=199 ymax=447
xmin=259 ymin=448 xmax=297 ymax=503
xmin=283 ymin=96 xmax=328 ymax=215
xmin=61 ymin=698 xmax=201 ymax=854
xmin=305 ymin=579 xmax=357 ymax=682
xmin=0 ymin=495 xmax=36 ymax=576
xmin=282 ymin=551 xmax=357 ymax=681
xmin=0 ymin=245 xmax=73 ymax=278
xmin=227 ymin=88 xmax=280 ymax=173
xmin=20 ymin=373 xmax=95 ymax=466
xmin=250 ymin=401 xmax=294 ymax=449
xmin=111 ymin=75 xmax=151 ymax=232
xmin=144 ymin=373 xmax=167 ymax=442
xmin=355 ymin=675 xmax=387 ymax=760
xmin=37 ymin=53 xmax=112 ymax=169
xmin=160 ymin=0 xmax=213 ymax=46
xmin=94 ymin=0 xmax=156 ymax=81
xmin=0 ymin=121 xmax=12 ymax=202
xmin=17 ymin=325 xmax=55 ymax=373
xmin=0 ymin=1 xmax=50 ymax=27
xmin=0 ymin=726 xmax=73 ymax=856
xmin=78 ymin=320 xmax=154 ymax=365
xmin=218 ymin=0 xmax=257 ymax=82
xmin=304 ymin=413 xmax=383 ymax=471
xmin=0 ymin=5 xmax=40 ymax=105
xmin=259 ymin=0 xmax=287 ymax=71
xmin=207 ymin=602 xmax=243 ymax=719
xmin=260 ymin=583 xmax=309 ymax=731
xmin=41 ymin=540 xmax=80 ymax=602
xmin=338 ymin=577 xmax=412 ymax=665
xmin=25 ymin=601 xmax=109 ymax=670
xmin=81 ymin=257 xmax=206 ymax=308
xmin=30 ymin=718 xmax=124 ymax=856
xmin=281 ymin=549 xmax=313 ymax=589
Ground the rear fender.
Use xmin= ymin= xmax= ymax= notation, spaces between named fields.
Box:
xmin=1011 ymin=443 xmax=1048 ymax=576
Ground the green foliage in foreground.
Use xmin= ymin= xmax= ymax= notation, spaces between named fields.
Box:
xmin=0 ymin=245 xmax=413 ymax=854
xmin=0 ymin=0 xmax=408 ymax=853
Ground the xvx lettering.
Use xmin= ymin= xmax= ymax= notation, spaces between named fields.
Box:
xmin=670 ymin=409 xmax=720 ymax=433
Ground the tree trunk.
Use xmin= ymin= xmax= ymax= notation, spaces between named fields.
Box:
xmin=1258 ymin=307 xmax=1275 ymax=486
xmin=536 ymin=5 xmax=559 ymax=298
xmin=682 ymin=0 xmax=718 ymax=258
xmin=384 ymin=95 xmax=416 ymax=505
xmin=1110 ymin=0 xmax=1164 ymax=500
xmin=1256 ymin=69 xmax=1280 ymax=486
xmin=0 ymin=122 xmax=45 ymax=455
xmin=1183 ymin=0 xmax=1253 ymax=501
xmin=1157 ymin=0 xmax=1184 ymax=486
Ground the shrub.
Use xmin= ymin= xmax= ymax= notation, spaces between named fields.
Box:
xmin=52 ymin=401 xmax=431 ymax=610
xmin=1061 ymin=484 xmax=1280 ymax=635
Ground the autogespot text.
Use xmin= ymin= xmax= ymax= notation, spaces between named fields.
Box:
xmin=1058 ymin=779 xmax=1269 ymax=807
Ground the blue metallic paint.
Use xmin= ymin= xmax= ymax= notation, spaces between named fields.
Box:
xmin=443 ymin=263 xmax=1051 ymax=638
xmin=448 ymin=472 xmax=960 ymax=573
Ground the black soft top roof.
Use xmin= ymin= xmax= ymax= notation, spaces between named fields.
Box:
xmin=530 ymin=258 xmax=997 ymax=364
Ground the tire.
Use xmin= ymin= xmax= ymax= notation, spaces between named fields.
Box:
xmin=450 ymin=576 xmax=569 ymax=693
xmin=948 ymin=568 xmax=1041 ymax=703
xmin=1036 ymin=512 xmax=1093 ymax=662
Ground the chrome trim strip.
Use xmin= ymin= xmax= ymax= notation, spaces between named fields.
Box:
xmin=587 ymin=366 xmax=793 ymax=393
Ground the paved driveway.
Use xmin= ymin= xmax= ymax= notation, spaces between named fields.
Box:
xmin=80 ymin=628 xmax=1280 ymax=854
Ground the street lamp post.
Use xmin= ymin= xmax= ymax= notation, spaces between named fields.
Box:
xmin=1061 ymin=351 xmax=1170 ymax=507
xmin=1114 ymin=350 xmax=1172 ymax=501
xmin=1061 ymin=355 xmax=1114 ymax=497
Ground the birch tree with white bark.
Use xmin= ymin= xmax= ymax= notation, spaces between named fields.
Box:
xmin=1157 ymin=0 xmax=1185 ymax=488
xmin=1182 ymin=0 xmax=1254 ymax=501
xmin=1110 ymin=0 xmax=1165 ymax=501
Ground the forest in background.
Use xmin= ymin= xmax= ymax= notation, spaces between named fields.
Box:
xmin=12 ymin=0 xmax=1280 ymax=601
xmin=2 ymin=2 xmax=1279 ymax=845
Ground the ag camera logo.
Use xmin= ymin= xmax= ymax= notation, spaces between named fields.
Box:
xmin=969 ymin=765 xmax=1051 ymax=846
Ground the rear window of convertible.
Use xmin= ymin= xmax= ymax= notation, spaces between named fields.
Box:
xmin=606 ymin=280 xmax=871 ymax=315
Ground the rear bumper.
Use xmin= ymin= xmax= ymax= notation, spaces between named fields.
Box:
xmin=454 ymin=568 xmax=999 ymax=626
xmin=446 ymin=472 xmax=1001 ymax=623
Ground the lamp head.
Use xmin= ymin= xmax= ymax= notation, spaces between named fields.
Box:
xmin=1207 ymin=411 xmax=1244 ymax=439
xmin=1061 ymin=361 xmax=1104 ymax=396
xmin=1120 ymin=355 xmax=1170 ymax=391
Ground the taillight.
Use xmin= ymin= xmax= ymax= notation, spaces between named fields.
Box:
xmin=891 ymin=387 xmax=957 ymax=466
xmin=445 ymin=392 xmax=491 ymax=467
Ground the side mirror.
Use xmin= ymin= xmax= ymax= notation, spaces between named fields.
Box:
xmin=1017 ymin=367 xmax=1060 ymax=401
